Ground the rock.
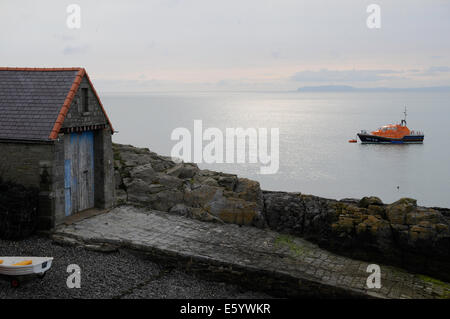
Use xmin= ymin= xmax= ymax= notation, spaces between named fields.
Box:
xmin=339 ymin=198 xmax=360 ymax=205
xmin=84 ymin=243 xmax=119 ymax=253
xmin=114 ymin=170 xmax=123 ymax=189
xmin=116 ymin=189 xmax=127 ymax=205
xmin=166 ymin=164 xmax=184 ymax=178
xmin=154 ymin=173 xmax=183 ymax=189
xmin=435 ymin=223 xmax=449 ymax=233
xmin=361 ymin=215 xmax=391 ymax=238
xmin=124 ymin=176 xmax=180 ymax=210
xmin=235 ymin=178 xmax=264 ymax=208
xmin=147 ymin=190 xmax=184 ymax=212
xmin=148 ymin=184 xmax=166 ymax=194
xmin=125 ymin=179 xmax=153 ymax=204
xmin=179 ymin=164 xmax=200 ymax=179
xmin=359 ymin=196 xmax=383 ymax=208
xmin=367 ymin=204 xmax=385 ymax=218
xmin=263 ymin=192 xmax=331 ymax=238
xmin=409 ymin=225 xmax=434 ymax=241
xmin=113 ymin=143 xmax=176 ymax=172
xmin=51 ymin=234 xmax=81 ymax=247
xmin=184 ymin=185 xmax=220 ymax=207
xmin=130 ymin=164 xmax=156 ymax=184
xmin=167 ymin=163 xmax=199 ymax=178
xmin=198 ymin=169 xmax=217 ymax=177
xmin=216 ymin=201 xmax=259 ymax=225
xmin=150 ymin=160 xmax=174 ymax=172
xmin=386 ymin=198 xmax=417 ymax=224
xmin=332 ymin=216 xmax=355 ymax=235
xmin=183 ymin=184 xmax=263 ymax=226
xmin=406 ymin=208 xmax=441 ymax=225
xmin=202 ymin=177 xmax=220 ymax=187
xmin=217 ymin=175 xmax=238 ymax=191
xmin=191 ymin=208 xmax=223 ymax=223
xmin=204 ymin=189 xmax=260 ymax=226
xmin=396 ymin=197 xmax=418 ymax=206
xmin=114 ymin=159 xmax=122 ymax=171
xmin=169 ymin=203 xmax=192 ymax=217
xmin=116 ymin=147 xmax=154 ymax=168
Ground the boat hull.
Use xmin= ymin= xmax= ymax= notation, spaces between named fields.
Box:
xmin=0 ymin=257 xmax=53 ymax=276
xmin=357 ymin=133 xmax=424 ymax=144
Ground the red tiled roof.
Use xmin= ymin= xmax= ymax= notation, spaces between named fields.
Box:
xmin=0 ymin=67 xmax=114 ymax=141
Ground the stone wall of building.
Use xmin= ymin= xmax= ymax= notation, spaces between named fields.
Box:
xmin=0 ymin=141 xmax=56 ymax=229
xmin=0 ymin=177 xmax=39 ymax=239
xmin=94 ymin=128 xmax=116 ymax=210
xmin=52 ymin=135 xmax=66 ymax=226
xmin=0 ymin=142 xmax=54 ymax=187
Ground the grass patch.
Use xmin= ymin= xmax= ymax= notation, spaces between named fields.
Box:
xmin=417 ymin=275 xmax=450 ymax=299
xmin=274 ymin=234 xmax=307 ymax=257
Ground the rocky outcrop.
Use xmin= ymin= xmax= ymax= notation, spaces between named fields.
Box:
xmin=113 ymin=144 xmax=265 ymax=227
xmin=264 ymin=192 xmax=450 ymax=282
xmin=113 ymin=143 xmax=450 ymax=281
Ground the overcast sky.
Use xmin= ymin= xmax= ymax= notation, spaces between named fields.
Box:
xmin=1 ymin=0 xmax=449 ymax=92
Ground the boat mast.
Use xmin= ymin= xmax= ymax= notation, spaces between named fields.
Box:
xmin=401 ymin=106 xmax=407 ymax=126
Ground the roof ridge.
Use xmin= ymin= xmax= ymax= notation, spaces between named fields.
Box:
xmin=0 ymin=67 xmax=83 ymax=71
xmin=48 ymin=68 xmax=114 ymax=139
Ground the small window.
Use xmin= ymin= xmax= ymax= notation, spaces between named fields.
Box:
xmin=82 ymin=88 xmax=89 ymax=112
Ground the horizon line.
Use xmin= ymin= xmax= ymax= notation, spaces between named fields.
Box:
xmin=99 ymin=86 xmax=450 ymax=95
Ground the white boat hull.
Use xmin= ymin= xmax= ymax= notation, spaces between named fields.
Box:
xmin=0 ymin=257 xmax=53 ymax=276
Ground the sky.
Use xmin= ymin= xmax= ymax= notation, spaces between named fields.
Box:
xmin=1 ymin=0 xmax=450 ymax=92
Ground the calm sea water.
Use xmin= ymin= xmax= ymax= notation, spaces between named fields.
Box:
xmin=102 ymin=91 xmax=450 ymax=208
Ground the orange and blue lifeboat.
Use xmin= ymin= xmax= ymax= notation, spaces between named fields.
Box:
xmin=357 ymin=115 xmax=424 ymax=144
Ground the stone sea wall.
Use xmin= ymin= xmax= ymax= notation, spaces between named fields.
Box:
xmin=113 ymin=143 xmax=450 ymax=281
xmin=263 ymin=192 xmax=450 ymax=281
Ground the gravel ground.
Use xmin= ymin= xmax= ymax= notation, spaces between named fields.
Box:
xmin=0 ymin=236 xmax=272 ymax=299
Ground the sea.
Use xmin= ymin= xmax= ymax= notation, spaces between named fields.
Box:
xmin=102 ymin=91 xmax=450 ymax=208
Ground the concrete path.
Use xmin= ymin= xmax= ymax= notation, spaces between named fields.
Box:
xmin=54 ymin=206 xmax=450 ymax=299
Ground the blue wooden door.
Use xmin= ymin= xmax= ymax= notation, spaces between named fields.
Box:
xmin=64 ymin=131 xmax=95 ymax=216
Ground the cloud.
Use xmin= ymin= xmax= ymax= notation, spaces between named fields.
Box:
xmin=414 ymin=66 xmax=450 ymax=76
xmin=425 ymin=66 xmax=450 ymax=73
xmin=271 ymin=50 xmax=281 ymax=59
xmin=290 ymin=69 xmax=401 ymax=82
xmin=53 ymin=34 xmax=77 ymax=42
xmin=62 ymin=44 xmax=90 ymax=55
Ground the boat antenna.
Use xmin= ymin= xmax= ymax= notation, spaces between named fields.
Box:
xmin=401 ymin=106 xmax=407 ymax=126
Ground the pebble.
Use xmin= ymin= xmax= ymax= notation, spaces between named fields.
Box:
xmin=0 ymin=236 xmax=271 ymax=299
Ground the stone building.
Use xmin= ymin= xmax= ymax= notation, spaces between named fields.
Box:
xmin=0 ymin=67 xmax=115 ymax=229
